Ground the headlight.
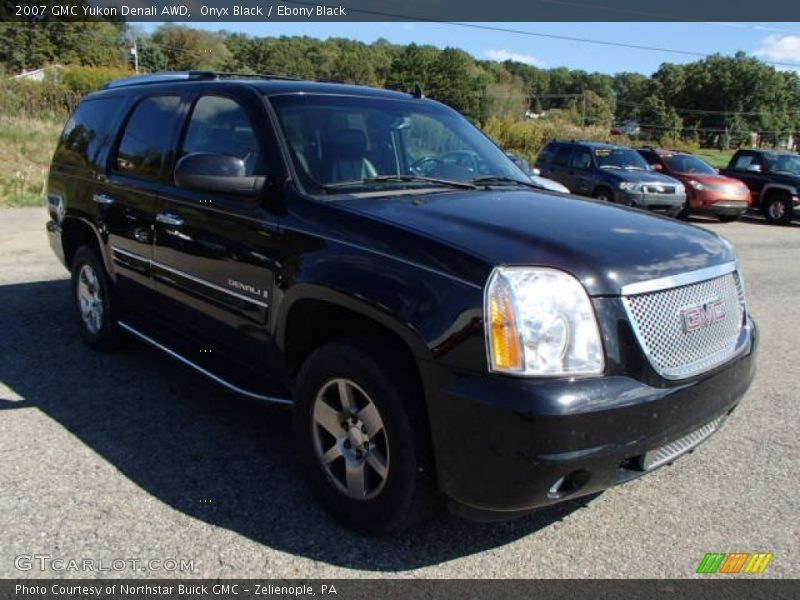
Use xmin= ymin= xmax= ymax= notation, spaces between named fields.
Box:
xmin=619 ymin=182 xmax=639 ymax=191
xmin=484 ymin=267 xmax=605 ymax=376
xmin=688 ymin=180 xmax=704 ymax=191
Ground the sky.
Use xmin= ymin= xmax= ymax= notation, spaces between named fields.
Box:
xmin=139 ymin=21 xmax=800 ymax=75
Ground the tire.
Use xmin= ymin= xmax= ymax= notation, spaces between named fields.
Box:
xmin=293 ymin=338 xmax=440 ymax=534
xmin=717 ymin=214 xmax=740 ymax=223
xmin=593 ymin=187 xmax=614 ymax=204
xmin=763 ymin=194 xmax=793 ymax=225
xmin=70 ymin=245 xmax=120 ymax=351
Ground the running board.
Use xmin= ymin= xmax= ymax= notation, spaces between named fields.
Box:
xmin=118 ymin=320 xmax=293 ymax=406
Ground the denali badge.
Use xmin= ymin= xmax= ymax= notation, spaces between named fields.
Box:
xmin=681 ymin=299 xmax=726 ymax=332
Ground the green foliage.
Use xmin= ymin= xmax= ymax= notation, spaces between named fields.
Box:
xmin=2 ymin=22 xmax=800 ymax=156
xmin=151 ymin=25 xmax=231 ymax=71
xmin=483 ymin=116 xmax=625 ymax=165
xmin=60 ymin=65 xmax=133 ymax=95
xmin=0 ymin=78 xmax=81 ymax=119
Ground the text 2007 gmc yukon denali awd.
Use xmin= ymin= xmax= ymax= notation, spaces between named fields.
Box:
xmin=45 ymin=72 xmax=757 ymax=534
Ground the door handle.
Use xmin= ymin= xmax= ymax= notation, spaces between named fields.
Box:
xmin=156 ymin=212 xmax=184 ymax=227
xmin=92 ymin=192 xmax=115 ymax=205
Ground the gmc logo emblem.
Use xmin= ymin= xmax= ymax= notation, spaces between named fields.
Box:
xmin=681 ymin=299 xmax=726 ymax=332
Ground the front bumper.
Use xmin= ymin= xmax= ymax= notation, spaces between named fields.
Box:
xmin=617 ymin=189 xmax=686 ymax=212
xmin=704 ymin=200 xmax=749 ymax=216
xmin=426 ymin=320 xmax=757 ymax=517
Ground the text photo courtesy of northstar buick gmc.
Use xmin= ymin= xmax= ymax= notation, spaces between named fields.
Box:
xmin=45 ymin=72 xmax=756 ymax=534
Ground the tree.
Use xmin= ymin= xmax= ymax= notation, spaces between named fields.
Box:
xmin=151 ymin=25 xmax=231 ymax=71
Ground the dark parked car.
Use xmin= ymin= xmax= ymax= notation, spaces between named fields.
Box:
xmin=719 ymin=149 xmax=800 ymax=224
xmin=637 ymin=148 xmax=751 ymax=221
xmin=535 ymin=140 xmax=687 ymax=216
xmin=506 ymin=152 xmax=570 ymax=193
xmin=46 ymin=72 xmax=756 ymax=534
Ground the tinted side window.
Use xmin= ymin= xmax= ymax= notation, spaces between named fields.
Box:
xmin=54 ymin=97 xmax=124 ymax=170
xmin=570 ymin=147 xmax=592 ymax=170
xmin=537 ymin=143 xmax=558 ymax=164
xmin=553 ymin=144 xmax=573 ymax=166
xmin=115 ymin=96 xmax=182 ymax=180
xmin=733 ymin=153 xmax=758 ymax=171
xmin=639 ymin=151 xmax=660 ymax=166
xmin=181 ymin=96 xmax=263 ymax=176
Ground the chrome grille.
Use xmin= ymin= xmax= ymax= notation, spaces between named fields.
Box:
xmin=643 ymin=185 xmax=676 ymax=194
xmin=623 ymin=270 xmax=746 ymax=379
xmin=642 ymin=417 xmax=723 ymax=470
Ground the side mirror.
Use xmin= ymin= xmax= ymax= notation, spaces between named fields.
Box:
xmin=746 ymin=164 xmax=762 ymax=173
xmin=174 ymin=153 xmax=265 ymax=196
xmin=652 ymin=163 xmax=663 ymax=171
xmin=532 ymin=167 xmax=541 ymax=176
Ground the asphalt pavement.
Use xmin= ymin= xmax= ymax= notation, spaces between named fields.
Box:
xmin=0 ymin=207 xmax=797 ymax=578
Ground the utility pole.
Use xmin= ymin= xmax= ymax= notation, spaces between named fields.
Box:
xmin=131 ymin=38 xmax=139 ymax=74
xmin=581 ymin=91 xmax=587 ymax=126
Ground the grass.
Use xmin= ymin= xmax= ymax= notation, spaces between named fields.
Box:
xmin=693 ymin=148 xmax=736 ymax=169
xmin=0 ymin=117 xmax=63 ymax=208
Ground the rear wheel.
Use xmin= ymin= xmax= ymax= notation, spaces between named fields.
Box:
xmin=763 ymin=194 xmax=792 ymax=225
xmin=70 ymin=246 xmax=120 ymax=351
xmin=294 ymin=338 xmax=440 ymax=533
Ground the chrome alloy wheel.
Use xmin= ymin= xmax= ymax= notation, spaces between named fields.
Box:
xmin=77 ymin=264 xmax=103 ymax=334
xmin=311 ymin=378 xmax=390 ymax=500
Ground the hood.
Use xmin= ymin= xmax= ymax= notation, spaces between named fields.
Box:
xmin=670 ymin=172 xmax=747 ymax=187
xmin=340 ymin=190 xmax=734 ymax=296
xmin=529 ymin=174 xmax=570 ymax=194
xmin=606 ymin=169 xmax=680 ymax=184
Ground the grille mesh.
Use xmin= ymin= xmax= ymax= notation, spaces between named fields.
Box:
xmin=624 ymin=272 xmax=745 ymax=379
xmin=643 ymin=185 xmax=676 ymax=194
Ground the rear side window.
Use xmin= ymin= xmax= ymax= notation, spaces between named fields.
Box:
xmin=181 ymin=96 xmax=263 ymax=176
xmin=537 ymin=143 xmax=558 ymax=164
xmin=54 ymin=97 xmax=124 ymax=170
xmin=733 ymin=153 xmax=758 ymax=171
xmin=570 ymin=147 xmax=593 ymax=170
xmin=553 ymin=144 xmax=573 ymax=166
xmin=114 ymin=96 xmax=182 ymax=180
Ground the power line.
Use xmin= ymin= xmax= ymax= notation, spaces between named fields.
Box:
xmin=282 ymin=1 xmax=800 ymax=70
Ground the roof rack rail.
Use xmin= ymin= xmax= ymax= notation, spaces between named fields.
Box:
xmin=102 ymin=70 xmax=304 ymax=90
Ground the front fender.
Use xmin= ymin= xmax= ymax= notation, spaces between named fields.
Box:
xmin=273 ymin=231 xmax=487 ymax=372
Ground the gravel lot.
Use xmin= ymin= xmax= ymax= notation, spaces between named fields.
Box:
xmin=0 ymin=207 xmax=797 ymax=579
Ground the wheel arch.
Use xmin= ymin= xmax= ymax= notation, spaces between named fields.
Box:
xmin=760 ymin=183 xmax=795 ymax=203
xmin=61 ymin=215 xmax=107 ymax=271
xmin=277 ymin=286 xmax=431 ymax=386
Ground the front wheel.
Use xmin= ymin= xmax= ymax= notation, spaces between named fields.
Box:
xmin=70 ymin=246 xmax=120 ymax=351
xmin=593 ymin=187 xmax=614 ymax=203
xmin=293 ymin=338 xmax=440 ymax=534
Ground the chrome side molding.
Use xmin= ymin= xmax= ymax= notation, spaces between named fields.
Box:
xmin=117 ymin=320 xmax=292 ymax=406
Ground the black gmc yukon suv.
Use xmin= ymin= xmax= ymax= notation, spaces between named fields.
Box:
xmin=46 ymin=72 xmax=757 ymax=533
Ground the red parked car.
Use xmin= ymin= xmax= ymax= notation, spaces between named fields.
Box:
xmin=638 ymin=148 xmax=751 ymax=221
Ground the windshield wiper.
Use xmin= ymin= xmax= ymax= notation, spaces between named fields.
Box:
xmin=599 ymin=165 xmax=622 ymax=170
xmin=623 ymin=166 xmax=646 ymax=170
xmin=471 ymin=175 xmax=545 ymax=189
xmin=321 ymin=175 xmax=477 ymax=191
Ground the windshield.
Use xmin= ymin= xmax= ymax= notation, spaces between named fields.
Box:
xmin=663 ymin=154 xmax=717 ymax=175
xmin=594 ymin=148 xmax=650 ymax=170
xmin=766 ymin=153 xmax=800 ymax=175
xmin=269 ymin=94 xmax=523 ymax=192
